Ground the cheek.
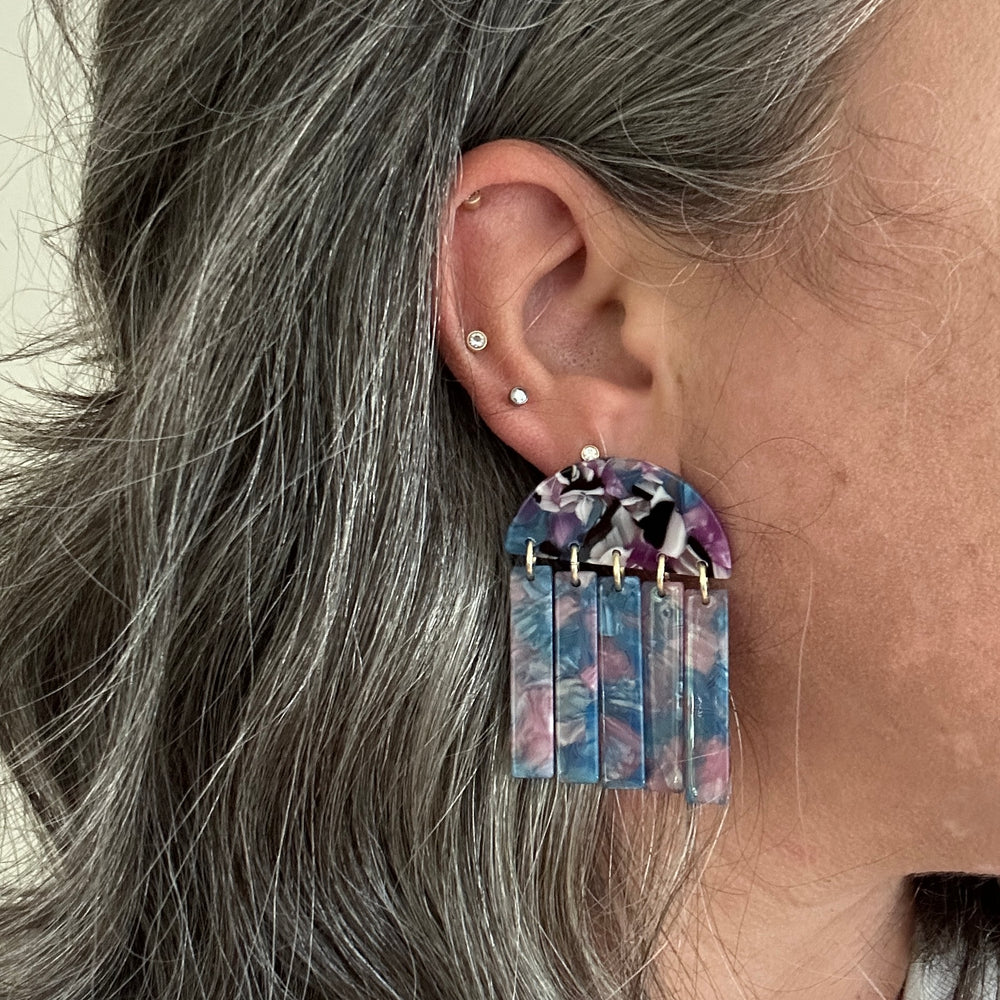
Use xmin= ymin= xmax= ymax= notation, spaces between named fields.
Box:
xmin=689 ymin=259 xmax=1000 ymax=863
xmin=674 ymin=0 xmax=1000 ymax=868
xmin=810 ymin=342 xmax=1000 ymax=788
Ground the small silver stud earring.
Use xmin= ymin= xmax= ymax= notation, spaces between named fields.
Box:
xmin=580 ymin=444 xmax=600 ymax=461
xmin=465 ymin=329 xmax=488 ymax=352
xmin=509 ymin=387 xmax=529 ymax=406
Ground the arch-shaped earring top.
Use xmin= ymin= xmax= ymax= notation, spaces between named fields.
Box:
xmin=504 ymin=457 xmax=731 ymax=579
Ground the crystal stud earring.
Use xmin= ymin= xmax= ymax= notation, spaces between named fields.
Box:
xmin=509 ymin=387 xmax=529 ymax=406
xmin=465 ymin=329 xmax=488 ymax=352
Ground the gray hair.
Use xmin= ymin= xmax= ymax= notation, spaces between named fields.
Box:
xmin=1 ymin=1 xmax=993 ymax=998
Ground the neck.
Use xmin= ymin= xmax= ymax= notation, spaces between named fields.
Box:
xmin=656 ymin=813 xmax=914 ymax=1000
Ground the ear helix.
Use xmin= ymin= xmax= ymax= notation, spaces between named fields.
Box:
xmin=465 ymin=329 xmax=488 ymax=352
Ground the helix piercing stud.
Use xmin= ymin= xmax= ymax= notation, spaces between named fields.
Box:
xmin=465 ymin=329 xmax=488 ymax=352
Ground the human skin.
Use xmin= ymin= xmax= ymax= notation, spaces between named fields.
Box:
xmin=659 ymin=0 xmax=1000 ymax=992
xmin=435 ymin=0 xmax=1000 ymax=995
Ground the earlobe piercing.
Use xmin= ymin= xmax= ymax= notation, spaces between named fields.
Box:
xmin=465 ymin=329 xmax=488 ymax=352
xmin=580 ymin=445 xmax=600 ymax=461
xmin=509 ymin=387 xmax=529 ymax=406
xmin=462 ymin=190 xmax=482 ymax=209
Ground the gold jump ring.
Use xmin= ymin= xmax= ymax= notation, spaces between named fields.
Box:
xmin=698 ymin=560 xmax=710 ymax=605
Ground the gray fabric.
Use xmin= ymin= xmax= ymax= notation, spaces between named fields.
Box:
xmin=905 ymin=956 xmax=1000 ymax=1000
xmin=905 ymin=960 xmax=959 ymax=1000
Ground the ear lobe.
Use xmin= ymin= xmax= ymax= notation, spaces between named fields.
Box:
xmin=435 ymin=139 xmax=681 ymax=475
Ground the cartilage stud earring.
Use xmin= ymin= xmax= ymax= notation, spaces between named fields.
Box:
xmin=466 ymin=329 xmax=488 ymax=352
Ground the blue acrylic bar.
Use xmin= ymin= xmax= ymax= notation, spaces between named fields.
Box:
xmin=598 ymin=575 xmax=645 ymax=789
xmin=509 ymin=564 xmax=555 ymax=779
xmin=554 ymin=570 xmax=600 ymax=784
xmin=683 ymin=589 xmax=730 ymax=805
xmin=641 ymin=581 xmax=685 ymax=793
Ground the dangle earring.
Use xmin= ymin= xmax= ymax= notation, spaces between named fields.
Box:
xmin=505 ymin=456 xmax=732 ymax=804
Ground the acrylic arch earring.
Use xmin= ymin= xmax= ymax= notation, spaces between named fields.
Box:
xmin=504 ymin=456 xmax=732 ymax=804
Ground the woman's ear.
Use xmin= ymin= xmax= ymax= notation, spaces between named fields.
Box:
xmin=434 ymin=139 xmax=689 ymax=475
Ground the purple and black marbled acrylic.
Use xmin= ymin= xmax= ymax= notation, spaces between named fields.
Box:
xmin=504 ymin=457 xmax=731 ymax=579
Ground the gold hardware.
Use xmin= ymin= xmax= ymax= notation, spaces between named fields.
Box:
xmin=698 ymin=560 xmax=710 ymax=605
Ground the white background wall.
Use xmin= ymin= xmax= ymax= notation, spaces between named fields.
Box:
xmin=1 ymin=0 xmax=78 ymax=401
xmin=0 ymin=1 xmax=69 ymax=881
